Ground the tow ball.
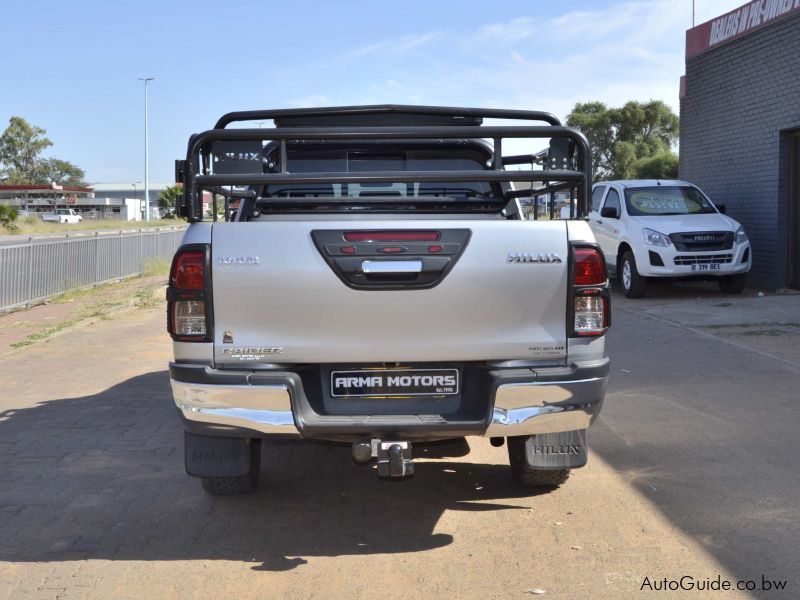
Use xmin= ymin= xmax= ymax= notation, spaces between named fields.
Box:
xmin=352 ymin=439 xmax=414 ymax=478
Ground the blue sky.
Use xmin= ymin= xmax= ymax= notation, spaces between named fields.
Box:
xmin=0 ymin=0 xmax=744 ymax=183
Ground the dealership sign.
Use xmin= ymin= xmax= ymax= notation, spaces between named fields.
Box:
xmin=686 ymin=0 xmax=800 ymax=58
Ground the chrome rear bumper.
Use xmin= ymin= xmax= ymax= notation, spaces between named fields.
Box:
xmin=170 ymin=359 xmax=608 ymax=439
xmin=486 ymin=374 xmax=606 ymax=436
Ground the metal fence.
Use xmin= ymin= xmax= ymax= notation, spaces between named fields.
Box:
xmin=0 ymin=227 xmax=186 ymax=312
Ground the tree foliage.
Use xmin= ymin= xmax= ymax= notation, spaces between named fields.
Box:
xmin=36 ymin=158 xmax=87 ymax=187
xmin=632 ymin=151 xmax=679 ymax=180
xmin=0 ymin=205 xmax=19 ymax=231
xmin=158 ymin=185 xmax=182 ymax=218
xmin=0 ymin=117 xmax=86 ymax=186
xmin=566 ymin=100 xmax=679 ymax=180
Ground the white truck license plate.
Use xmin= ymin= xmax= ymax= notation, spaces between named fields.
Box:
xmin=691 ymin=263 xmax=720 ymax=272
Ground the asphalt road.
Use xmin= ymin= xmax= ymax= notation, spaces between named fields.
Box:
xmin=0 ymin=290 xmax=797 ymax=599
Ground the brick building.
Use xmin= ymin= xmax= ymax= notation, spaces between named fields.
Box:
xmin=680 ymin=1 xmax=800 ymax=289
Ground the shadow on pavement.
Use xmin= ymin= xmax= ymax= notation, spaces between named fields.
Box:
xmin=0 ymin=371 xmax=544 ymax=571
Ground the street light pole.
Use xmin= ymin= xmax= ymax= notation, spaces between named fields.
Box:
xmin=138 ymin=77 xmax=155 ymax=221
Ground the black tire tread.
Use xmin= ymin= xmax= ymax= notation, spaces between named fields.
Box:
xmin=518 ymin=468 xmax=571 ymax=487
xmin=718 ymin=274 xmax=746 ymax=294
xmin=507 ymin=436 xmax=571 ymax=488
xmin=620 ymin=251 xmax=647 ymax=298
xmin=201 ymin=474 xmax=257 ymax=496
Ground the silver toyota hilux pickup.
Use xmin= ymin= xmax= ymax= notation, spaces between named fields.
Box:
xmin=168 ymin=105 xmax=610 ymax=495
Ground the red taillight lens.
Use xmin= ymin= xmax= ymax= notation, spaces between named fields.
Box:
xmin=344 ymin=231 xmax=440 ymax=242
xmin=574 ymin=248 xmax=606 ymax=286
xmin=171 ymin=251 xmax=205 ymax=289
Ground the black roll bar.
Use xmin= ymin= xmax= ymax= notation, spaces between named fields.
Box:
xmin=214 ymin=104 xmax=562 ymax=129
xmin=180 ymin=106 xmax=592 ymax=222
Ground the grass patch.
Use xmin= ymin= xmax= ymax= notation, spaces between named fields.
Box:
xmin=737 ymin=329 xmax=787 ymax=337
xmin=10 ymin=319 xmax=79 ymax=348
xmin=50 ymin=281 xmax=115 ymax=304
xmin=141 ymin=256 xmax=171 ymax=277
xmin=1 ymin=218 xmax=183 ymax=236
xmin=8 ymin=280 xmax=166 ymax=350
xmin=133 ymin=285 xmax=163 ymax=309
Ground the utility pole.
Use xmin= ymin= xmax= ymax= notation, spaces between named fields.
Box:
xmin=138 ymin=77 xmax=155 ymax=221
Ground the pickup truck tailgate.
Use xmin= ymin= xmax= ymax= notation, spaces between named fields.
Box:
xmin=211 ymin=219 xmax=569 ymax=364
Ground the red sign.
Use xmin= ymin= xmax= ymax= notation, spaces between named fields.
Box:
xmin=686 ymin=0 xmax=800 ymax=58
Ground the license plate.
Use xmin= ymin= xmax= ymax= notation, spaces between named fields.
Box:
xmin=691 ymin=263 xmax=720 ymax=272
xmin=330 ymin=369 xmax=459 ymax=397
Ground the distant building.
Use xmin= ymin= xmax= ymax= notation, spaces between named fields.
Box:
xmin=0 ymin=184 xmax=144 ymax=221
xmin=90 ymin=182 xmax=177 ymax=219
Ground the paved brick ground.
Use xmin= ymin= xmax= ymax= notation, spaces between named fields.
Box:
xmin=2 ymin=299 xmax=792 ymax=598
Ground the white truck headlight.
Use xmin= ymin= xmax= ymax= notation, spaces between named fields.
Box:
xmin=643 ymin=228 xmax=671 ymax=247
xmin=735 ymin=227 xmax=748 ymax=244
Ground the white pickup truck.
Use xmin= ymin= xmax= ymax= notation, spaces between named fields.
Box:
xmin=169 ymin=105 xmax=611 ymax=495
xmin=588 ymin=180 xmax=751 ymax=297
xmin=42 ymin=208 xmax=82 ymax=224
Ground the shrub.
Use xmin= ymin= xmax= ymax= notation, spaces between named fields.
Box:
xmin=0 ymin=205 xmax=19 ymax=231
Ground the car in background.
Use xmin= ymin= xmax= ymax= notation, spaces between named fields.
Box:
xmin=588 ymin=180 xmax=751 ymax=297
xmin=42 ymin=208 xmax=83 ymax=224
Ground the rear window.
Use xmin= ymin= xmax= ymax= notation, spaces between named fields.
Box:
xmin=262 ymin=149 xmax=495 ymax=200
xmin=624 ymin=186 xmax=717 ymax=216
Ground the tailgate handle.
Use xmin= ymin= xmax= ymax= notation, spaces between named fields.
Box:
xmin=361 ymin=260 xmax=423 ymax=274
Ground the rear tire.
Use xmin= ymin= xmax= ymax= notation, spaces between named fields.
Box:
xmin=718 ymin=274 xmax=746 ymax=294
xmin=507 ymin=436 xmax=570 ymax=488
xmin=200 ymin=439 xmax=261 ymax=496
xmin=619 ymin=251 xmax=647 ymax=298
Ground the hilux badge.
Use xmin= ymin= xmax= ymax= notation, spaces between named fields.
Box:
xmin=507 ymin=252 xmax=562 ymax=263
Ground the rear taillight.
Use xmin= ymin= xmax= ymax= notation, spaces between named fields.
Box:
xmin=168 ymin=246 xmax=210 ymax=341
xmin=173 ymin=300 xmax=207 ymax=336
xmin=573 ymin=247 xmax=606 ymax=286
xmin=571 ymin=246 xmax=610 ymax=337
xmin=171 ymin=251 xmax=205 ymax=289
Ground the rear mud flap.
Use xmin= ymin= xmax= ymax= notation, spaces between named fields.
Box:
xmin=184 ymin=432 xmax=254 ymax=478
xmin=520 ymin=429 xmax=588 ymax=470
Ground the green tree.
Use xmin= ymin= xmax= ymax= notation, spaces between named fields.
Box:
xmin=0 ymin=205 xmax=19 ymax=231
xmin=0 ymin=117 xmax=52 ymax=183
xmin=566 ymin=100 xmax=679 ymax=180
xmin=36 ymin=158 xmax=87 ymax=186
xmin=0 ymin=117 xmax=86 ymax=186
xmin=564 ymin=101 xmax=616 ymax=180
xmin=158 ymin=185 xmax=182 ymax=218
xmin=632 ymin=151 xmax=679 ymax=179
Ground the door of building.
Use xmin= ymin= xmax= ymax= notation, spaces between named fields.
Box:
xmin=791 ymin=134 xmax=800 ymax=289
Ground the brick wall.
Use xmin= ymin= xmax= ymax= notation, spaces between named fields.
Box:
xmin=680 ymin=12 xmax=800 ymax=289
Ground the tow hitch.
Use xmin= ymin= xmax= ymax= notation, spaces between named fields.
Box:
xmin=352 ymin=439 xmax=414 ymax=478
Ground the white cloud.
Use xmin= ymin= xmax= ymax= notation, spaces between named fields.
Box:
xmin=349 ymin=31 xmax=443 ymax=58
xmin=294 ymin=0 xmax=748 ymax=121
